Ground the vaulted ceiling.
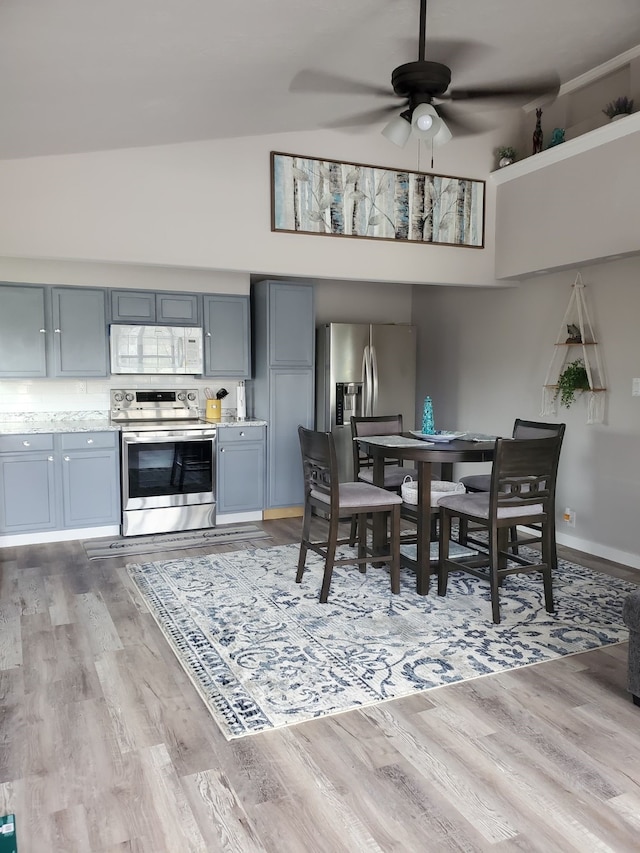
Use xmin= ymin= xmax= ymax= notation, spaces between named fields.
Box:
xmin=2 ymin=0 xmax=640 ymax=160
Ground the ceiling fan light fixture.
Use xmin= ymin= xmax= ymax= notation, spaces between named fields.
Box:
xmin=381 ymin=112 xmax=412 ymax=147
xmin=431 ymin=116 xmax=452 ymax=147
xmin=411 ymin=103 xmax=440 ymax=139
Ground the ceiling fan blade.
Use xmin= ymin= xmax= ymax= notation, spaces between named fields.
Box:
xmin=444 ymin=77 xmax=560 ymax=105
xmin=435 ymin=104 xmax=489 ymax=137
xmin=289 ymin=69 xmax=392 ymax=98
xmin=323 ymin=104 xmax=401 ymax=129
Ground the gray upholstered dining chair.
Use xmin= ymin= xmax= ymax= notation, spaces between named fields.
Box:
xmin=438 ymin=434 xmax=564 ymax=624
xmin=297 ymin=425 xmax=402 ymax=603
xmin=459 ymin=419 xmax=566 ymax=569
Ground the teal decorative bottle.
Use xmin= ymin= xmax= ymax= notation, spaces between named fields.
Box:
xmin=422 ymin=396 xmax=435 ymax=434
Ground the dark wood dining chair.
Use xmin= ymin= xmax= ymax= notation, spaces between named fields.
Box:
xmin=459 ymin=419 xmax=566 ymax=568
xmin=349 ymin=414 xmax=417 ymax=545
xmin=438 ymin=434 xmax=564 ymax=624
xmin=297 ymin=425 xmax=402 ymax=603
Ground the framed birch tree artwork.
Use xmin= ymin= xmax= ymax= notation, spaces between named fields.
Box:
xmin=271 ymin=151 xmax=485 ymax=248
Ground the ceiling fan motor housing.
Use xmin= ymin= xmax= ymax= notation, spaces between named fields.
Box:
xmin=391 ymin=61 xmax=451 ymax=98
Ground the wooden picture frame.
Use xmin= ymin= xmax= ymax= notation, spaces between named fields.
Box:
xmin=271 ymin=151 xmax=485 ymax=248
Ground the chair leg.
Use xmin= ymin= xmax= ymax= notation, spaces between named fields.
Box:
xmin=357 ymin=512 xmax=367 ymax=573
xmin=349 ymin=515 xmax=358 ymax=548
xmin=296 ymin=503 xmax=313 ymax=583
xmin=389 ymin=505 xmax=400 ymax=595
xmin=509 ymin=525 xmax=519 ymax=554
xmin=541 ymin=520 xmax=555 ymax=614
xmin=438 ymin=508 xmax=452 ymax=596
xmin=458 ymin=516 xmax=469 ymax=546
xmin=489 ymin=526 xmax=502 ymax=624
xmin=319 ymin=511 xmax=340 ymax=604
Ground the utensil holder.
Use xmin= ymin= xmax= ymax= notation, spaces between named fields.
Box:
xmin=205 ymin=399 xmax=221 ymax=421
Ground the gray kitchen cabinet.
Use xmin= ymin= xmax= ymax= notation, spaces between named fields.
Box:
xmin=0 ymin=431 xmax=120 ymax=535
xmin=0 ymin=434 xmax=57 ymax=533
xmin=217 ymin=425 xmax=265 ymax=513
xmin=203 ymin=294 xmax=251 ymax=378
xmin=51 ymin=287 xmax=109 ymax=377
xmin=111 ymin=289 xmax=201 ymax=325
xmin=0 ymin=284 xmax=48 ymax=377
xmin=59 ymin=432 xmax=121 ymax=528
xmin=250 ymin=280 xmax=315 ymax=509
xmin=0 ymin=283 xmax=108 ymax=378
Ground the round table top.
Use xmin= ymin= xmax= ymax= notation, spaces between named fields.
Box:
xmin=356 ymin=432 xmax=496 ymax=463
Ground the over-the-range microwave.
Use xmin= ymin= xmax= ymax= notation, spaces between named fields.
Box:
xmin=109 ymin=324 xmax=204 ymax=375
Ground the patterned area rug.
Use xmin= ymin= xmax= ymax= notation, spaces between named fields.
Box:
xmin=127 ymin=543 xmax=635 ymax=740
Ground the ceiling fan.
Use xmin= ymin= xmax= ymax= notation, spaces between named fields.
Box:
xmin=290 ymin=0 xmax=559 ymax=147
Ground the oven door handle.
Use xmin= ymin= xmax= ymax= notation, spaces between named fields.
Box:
xmin=122 ymin=431 xmax=217 ymax=444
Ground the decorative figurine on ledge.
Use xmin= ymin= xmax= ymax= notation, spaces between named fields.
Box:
xmin=566 ymin=323 xmax=582 ymax=344
xmin=532 ymin=108 xmax=544 ymax=154
xmin=547 ymin=127 xmax=565 ymax=147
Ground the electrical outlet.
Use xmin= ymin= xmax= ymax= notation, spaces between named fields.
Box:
xmin=633 ymin=378 xmax=640 ymax=396
xmin=562 ymin=508 xmax=576 ymax=527
xmin=75 ymin=380 xmax=87 ymax=394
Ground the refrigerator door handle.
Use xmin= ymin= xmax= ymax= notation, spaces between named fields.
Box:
xmin=362 ymin=345 xmax=371 ymax=416
xmin=370 ymin=345 xmax=379 ymax=414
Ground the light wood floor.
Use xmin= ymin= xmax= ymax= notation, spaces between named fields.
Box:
xmin=1 ymin=519 xmax=639 ymax=852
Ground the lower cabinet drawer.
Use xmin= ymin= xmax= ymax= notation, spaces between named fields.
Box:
xmin=0 ymin=433 xmax=54 ymax=453
xmin=218 ymin=425 xmax=265 ymax=444
xmin=61 ymin=431 xmax=118 ymax=451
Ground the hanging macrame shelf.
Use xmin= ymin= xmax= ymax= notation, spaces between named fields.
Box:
xmin=541 ymin=273 xmax=607 ymax=424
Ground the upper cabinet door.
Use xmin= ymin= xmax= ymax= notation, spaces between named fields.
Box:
xmin=51 ymin=287 xmax=109 ymax=377
xmin=110 ymin=289 xmax=156 ymax=323
xmin=203 ymin=294 xmax=250 ymax=378
xmin=268 ymin=282 xmax=314 ymax=367
xmin=156 ymin=292 xmax=201 ymax=325
xmin=0 ymin=284 xmax=48 ymax=378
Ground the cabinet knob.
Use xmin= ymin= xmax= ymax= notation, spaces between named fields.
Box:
xmin=205 ymin=332 xmax=212 ymax=337
xmin=86 ymin=438 xmax=94 ymax=444
xmin=220 ymin=447 xmax=225 ymax=452
xmin=64 ymin=455 xmax=70 ymax=461
xmin=48 ymin=456 xmax=54 ymax=462
xmin=54 ymin=328 xmax=61 ymax=334
xmin=240 ymin=431 xmax=245 ymax=437
xmin=39 ymin=328 xmax=46 ymax=333
xmin=22 ymin=440 xmax=30 ymax=447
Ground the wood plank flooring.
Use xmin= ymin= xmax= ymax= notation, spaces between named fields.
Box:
xmin=1 ymin=520 xmax=639 ymax=852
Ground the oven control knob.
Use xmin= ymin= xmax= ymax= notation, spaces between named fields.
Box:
xmin=177 ymin=392 xmax=186 ymax=401
xmin=113 ymin=392 xmax=124 ymax=402
xmin=125 ymin=393 xmax=134 ymax=402
xmin=187 ymin=392 xmax=196 ymax=401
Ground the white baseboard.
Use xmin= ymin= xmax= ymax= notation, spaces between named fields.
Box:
xmin=0 ymin=525 xmax=120 ymax=549
xmin=555 ymin=531 xmax=640 ymax=573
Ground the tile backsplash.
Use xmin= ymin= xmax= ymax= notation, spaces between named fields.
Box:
xmin=0 ymin=376 xmax=242 ymax=418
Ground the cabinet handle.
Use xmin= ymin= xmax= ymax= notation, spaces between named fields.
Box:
xmin=22 ymin=440 xmax=30 ymax=447
xmin=48 ymin=456 xmax=54 ymax=462
xmin=86 ymin=438 xmax=94 ymax=444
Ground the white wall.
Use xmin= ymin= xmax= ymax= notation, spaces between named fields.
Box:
xmin=0 ymin=127 xmax=505 ymax=287
xmin=412 ymin=257 xmax=640 ymax=570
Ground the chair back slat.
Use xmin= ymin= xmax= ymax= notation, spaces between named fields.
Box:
xmin=298 ymin=426 xmax=338 ymax=509
xmin=513 ymin=419 xmax=566 ymax=440
xmin=490 ymin=435 xmax=563 ymax=517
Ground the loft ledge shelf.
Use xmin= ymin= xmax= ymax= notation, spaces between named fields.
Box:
xmin=491 ymin=111 xmax=640 ymax=184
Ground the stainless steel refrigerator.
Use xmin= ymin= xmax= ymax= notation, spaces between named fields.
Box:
xmin=316 ymin=323 xmax=417 ymax=481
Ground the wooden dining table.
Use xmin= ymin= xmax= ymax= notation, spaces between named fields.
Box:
xmin=355 ymin=433 xmax=496 ymax=595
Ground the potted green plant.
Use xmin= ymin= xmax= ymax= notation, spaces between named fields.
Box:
xmin=496 ymin=146 xmax=517 ymax=168
xmin=603 ymin=96 xmax=634 ymax=120
xmin=555 ymin=359 xmax=590 ymax=408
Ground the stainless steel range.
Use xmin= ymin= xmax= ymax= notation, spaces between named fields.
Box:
xmin=110 ymin=388 xmax=216 ymax=537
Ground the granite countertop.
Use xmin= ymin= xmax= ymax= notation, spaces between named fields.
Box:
xmin=0 ymin=412 xmax=267 ymax=435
